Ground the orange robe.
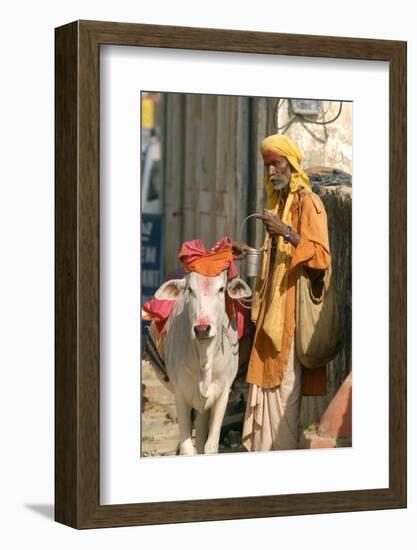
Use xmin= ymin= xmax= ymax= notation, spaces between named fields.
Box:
xmin=246 ymin=191 xmax=331 ymax=395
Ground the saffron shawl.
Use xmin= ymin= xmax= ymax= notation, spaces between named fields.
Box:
xmin=251 ymin=135 xmax=312 ymax=352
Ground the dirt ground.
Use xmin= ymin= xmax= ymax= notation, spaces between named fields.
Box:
xmin=141 ymin=360 xmax=180 ymax=456
xmin=141 ymin=360 xmax=248 ymax=457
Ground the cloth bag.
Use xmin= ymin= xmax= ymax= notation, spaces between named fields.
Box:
xmin=295 ymin=193 xmax=341 ymax=368
xmin=296 ymin=263 xmax=341 ymax=368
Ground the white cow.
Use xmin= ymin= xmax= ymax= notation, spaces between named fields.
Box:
xmin=154 ymin=270 xmax=251 ymax=455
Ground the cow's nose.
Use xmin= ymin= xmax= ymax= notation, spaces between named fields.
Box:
xmin=193 ymin=324 xmax=211 ymax=338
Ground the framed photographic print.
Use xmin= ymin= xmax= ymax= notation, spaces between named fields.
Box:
xmin=55 ymin=20 xmax=406 ymax=528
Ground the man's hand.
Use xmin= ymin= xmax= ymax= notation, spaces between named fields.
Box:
xmin=231 ymin=240 xmax=250 ymax=260
xmin=255 ymin=211 xmax=288 ymax=236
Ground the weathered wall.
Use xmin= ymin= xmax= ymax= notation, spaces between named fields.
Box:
xmin=275 ymin=99 xmax=352 ymax=174
xmin=163 ymin=93 xmax=251 ymax=275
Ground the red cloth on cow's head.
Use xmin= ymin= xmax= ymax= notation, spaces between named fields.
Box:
xmin=178 ymin=237 xmax=238 ymax=279
xmin=142 ymin=237 xmax=246 ymax=337
xmin=142 ymin=298 xmax=175 ymax=332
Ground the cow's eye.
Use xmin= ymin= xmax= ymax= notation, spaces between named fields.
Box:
xmin=187 ymin=286 xmax=194 ymax=296
xmin=219 ymin=287 xmax=225 ymax=293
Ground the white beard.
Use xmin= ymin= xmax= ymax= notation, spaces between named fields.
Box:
xmin=271 ymin=179 xmax=289 ymax=191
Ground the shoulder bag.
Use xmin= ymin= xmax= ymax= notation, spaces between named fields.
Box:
xmin=295 ymin=192 xmax=342 ymax=368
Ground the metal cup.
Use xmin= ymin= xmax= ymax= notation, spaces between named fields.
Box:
xmin=242 ymin=247 xmax=264 ymax=279
xmin=239 ymin=213 xmax=265 ymax=280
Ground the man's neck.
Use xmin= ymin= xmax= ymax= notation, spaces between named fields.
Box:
xmin=277 ymin=185 xmax=290 ymax=202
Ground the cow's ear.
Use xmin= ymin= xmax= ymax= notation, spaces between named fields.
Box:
xmin=227 ymin=277 xmax=252 ymax=299
xmin=154 ymin=279 xmax=186 ymax=300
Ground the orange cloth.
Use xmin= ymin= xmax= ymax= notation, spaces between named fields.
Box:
xmin=184 ymin=250 xmax=234 ymax=277
xmin=246 ymin=191 xmax=331 ymax=393
xmin=178 ymin=238 xmax=236 ymax=278
xmin=302 ymin=365 xmax=327 ymax=396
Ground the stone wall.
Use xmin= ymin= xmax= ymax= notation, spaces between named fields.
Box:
xmin=274 ymin=99 xmax=352 ymax=174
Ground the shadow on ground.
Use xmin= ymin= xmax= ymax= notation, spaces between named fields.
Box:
xmin=24 ymin=504 xmax=54 ymax=521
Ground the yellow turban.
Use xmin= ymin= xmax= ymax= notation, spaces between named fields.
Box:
xmin=252 ymin=135 xmax=311 ymax=352
xmin=261 ymin=134 xmax=311 ymax=209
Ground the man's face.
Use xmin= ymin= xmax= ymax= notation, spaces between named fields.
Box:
xmin=265 ymin=156 xmax=292 ymax=191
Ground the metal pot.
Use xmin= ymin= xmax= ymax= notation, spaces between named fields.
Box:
xmin=242 ymin=247 xmax=264 ymax=279
xmin=239 ymin=213 xmax=265 ymax=280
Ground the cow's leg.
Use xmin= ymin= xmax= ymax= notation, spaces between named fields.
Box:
xmin=195 ymin=410 xmax=210 ymax=454
xmin=175 ymin=395 xmax=195 ymax=455
xmin=204 ymin=389 xmax=229 ymax=454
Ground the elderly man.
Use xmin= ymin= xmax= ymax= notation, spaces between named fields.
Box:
xmin=234 ymin=134 xmax=331 ymax=451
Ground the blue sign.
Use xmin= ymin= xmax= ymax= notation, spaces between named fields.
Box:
xmin=141 ymin=214 xmax=164 ymax=333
